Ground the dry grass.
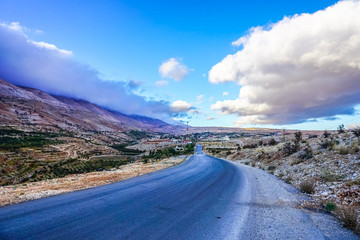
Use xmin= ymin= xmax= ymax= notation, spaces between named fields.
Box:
xmin=339 ymin=146 xmax=349 ymax=155
xmin=336 ymin=206 xmax=359 ymax=232
xmin=299 ymin=180 xmax=315 ymax=194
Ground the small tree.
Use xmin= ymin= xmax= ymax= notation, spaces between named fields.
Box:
xmin=293 ymin=131 xmax=302 ymax=152
xmin=295 ymin=131 xmax=302 ymax=142
xmin=352 ymin=128 xmax=360 ymax=140
xmin=338 ymin=124 xmax=345 ymax=134
xmin=283 ymin=142 xmax=293 ymax=155
xmin=323 ymin=130 xmax=331 ymax=138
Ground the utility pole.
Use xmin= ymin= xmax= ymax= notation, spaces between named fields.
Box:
xmin=186 ymin=121 xmax=189 ymax=142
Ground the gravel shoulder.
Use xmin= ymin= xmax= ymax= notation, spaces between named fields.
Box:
xmin=234 ymin=162 xmax=359 ymax=239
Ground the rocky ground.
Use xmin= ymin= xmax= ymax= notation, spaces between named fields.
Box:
xmin=0 ymin=155 xmax=187 ymax=207
xmin=204 ymin=130 xmax=360 ymax=233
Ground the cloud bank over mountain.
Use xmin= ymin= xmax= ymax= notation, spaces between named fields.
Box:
xmin=0 ymin=22 xmax=172 ymax=119
xmin=209 ymin=0 xmax=360 ymax=126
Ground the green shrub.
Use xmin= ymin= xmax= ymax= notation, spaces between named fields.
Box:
xmin=142 ymin=143 xmax=195 ymax=160
xmin=127 ymin=130 xmax=148 ymax=140
xmin=325 ymin=202 xmax=337 ymax=211
xmin=321 ymin=171 xmax=345 ymax=182
xmin=110 ymin=144 xmax=144 ymax=155
xmin=267 ymin=165 xmax=276 ymax=171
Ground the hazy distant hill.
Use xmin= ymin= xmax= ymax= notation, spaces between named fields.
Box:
xmin=0 ymin=78 xmax=183 ymax=134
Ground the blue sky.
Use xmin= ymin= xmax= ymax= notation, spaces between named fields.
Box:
xmin=0 ymin=0 xmax=360 ymax=130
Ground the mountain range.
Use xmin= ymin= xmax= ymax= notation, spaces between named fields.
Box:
xmin=0 ymin=78 xmax=183 ymax=134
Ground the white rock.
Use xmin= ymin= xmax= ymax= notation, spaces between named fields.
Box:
xmin=321 ymin=192 xmax=329 ymax=196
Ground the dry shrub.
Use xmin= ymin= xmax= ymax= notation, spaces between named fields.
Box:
xmin=350 ymin=141 xmax=359 ymax=154
xmin=339 ymin=146 xmax=349 ymax=155
xmin=336 ymin=206 xmax=359 ymax=232
xmin=299 ymin=180 xmax=315 ymax=194
xmin=285 ymin=176 xmax=292 ymax=184
xmin=277 ymin=172 xmax=285 ymax=179
xmin=346 ymin=179 xmax=360 ymax=186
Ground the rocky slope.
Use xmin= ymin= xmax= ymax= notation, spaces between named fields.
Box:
xmin=0 ymin=78 xmax=182 ymax=134
xmin=204 ymin=131 xmax=360 ymax=233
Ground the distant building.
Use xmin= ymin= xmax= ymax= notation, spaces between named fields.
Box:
xmin=174 ymin=146 xmax=184 ymax=151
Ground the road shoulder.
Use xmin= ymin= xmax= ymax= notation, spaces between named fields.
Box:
xmin=229 ymin=160 xmax=360 ymax=239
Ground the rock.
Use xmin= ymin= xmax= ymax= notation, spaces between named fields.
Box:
xmin=321 ymin=192 xmax=329 ymax=197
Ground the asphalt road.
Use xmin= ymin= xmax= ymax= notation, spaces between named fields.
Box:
xmin=0 ymin=145 xmax=358 ymax=239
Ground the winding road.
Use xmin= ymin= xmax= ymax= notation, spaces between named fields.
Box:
xmin=0 ymin=145 xmax=358 ymax=239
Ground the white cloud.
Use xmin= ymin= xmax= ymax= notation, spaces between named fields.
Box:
xmin=172 ymin=117 xmax=182 ymax=122
xmin=0 ymin=22 xmax=71 ymax=56
xmin=171 ymin=100 xmax=192 ymax=113
xmin=209 ymin=0 xmax=360 ymax=126
xmin=206 ymin=116 xmax=215 ymax=121
xmin=30 ymin=41 xmax=73 ymax=56
xmin=348 ymin=122 xmax=360 ymax=129
xmin=196 ymin=94 xmax=204 ymax=104
xmin=0 ymin=22 xmax=172 ymax=119
xmin=223 ymin=92 xmax=228 ymax=96
xmin=35 ymin=29 xmax=44 ymax=34
xmin=155 ymin=80 xmax=168 ymax=86
xmin=159 ymin=58 xmax=189 ymax=81
xmin=1 ymin=22 xmax=29 ymax=32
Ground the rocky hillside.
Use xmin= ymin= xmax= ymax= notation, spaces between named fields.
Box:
xmin=0 ymin=77 xmax=185 ymax=186
xmin=204 ymin=130 xmax=360 ymax=233
xmin=0 ymin=78 xmax=182 ymax=134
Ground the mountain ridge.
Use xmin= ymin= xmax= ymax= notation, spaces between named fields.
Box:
xmin=0 ymin=78 xmax=183 ymax=134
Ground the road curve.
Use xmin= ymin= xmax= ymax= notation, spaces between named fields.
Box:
xmin=0 ymin=146 xmax=247 ymax=240
xmin=0 ymin=145 xmax=358 ymax=240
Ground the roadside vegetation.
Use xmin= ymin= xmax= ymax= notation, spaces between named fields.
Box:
xmin=0 ymin=129 xmax=65 ymax=151
xmin=0 ymin=154 xmax=132 ymax=186
xmin=203 ymin=126 xmax=360 ymax=234
xmin=126 ymin=130 xmax=149 ymax=140
xmin=0 ymin=128 xmax=145 ymax=186
xmin=0 ymin=126 xmax=191 ymax=206
xmin=142 ymin=143 xmax=195 ymax=162
xmin=0 ymin=127 xmax=194 ymax=189
xmin=110 ymin=143 xmax=144 ymax=155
